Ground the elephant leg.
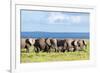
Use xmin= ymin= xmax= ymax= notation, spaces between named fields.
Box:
xmin=55 ymin=46 xmax=58 ymax=52
xmin=54 ymin=47 xmax=56 ymax=52
xmin=46 ymin=46 xmax=50 ymax=53
xmin=25 ymin=45 xmax=29 ymax=53
xmin=62 ymin=48 xmax=65 ymax=53
xmin=73 ymin=47 xmax=76 ymax=52
xmin=35 ymin=47 xmax=40 ymax=53
xmin=54 ymin=48 xmax=56 ymax=52
xmin=32 ymin=46 xmax=35 ymax=52
xmin=38 ymin=47 xmax=40 ymax=53
xmin=26 ymin=48 xmax=29 ymax=53
xmin=69 ymin=47 xmax=74 ymax=52
xmin=48 ymin=46 xmax=51 ymax=53
xmin=33 ymin=47 xmax=37 ymax=53
xmin=58 ymin=47 xmax=61 ymax=52
xmin=67 ymin=49 xmax=70 ymax=52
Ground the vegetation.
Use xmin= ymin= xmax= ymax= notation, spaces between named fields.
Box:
xmin=21 ymin=41 xmax=89 ymax=63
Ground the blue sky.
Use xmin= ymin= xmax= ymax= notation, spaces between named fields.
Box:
xmin=21 ymin=10 xmax=89 ymax=33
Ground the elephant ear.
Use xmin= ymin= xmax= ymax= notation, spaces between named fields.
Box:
xmin=45 ymin=38 xmax=51 ymax=46
xmin=77 ymin=40 xmax=81 ymax=47
xmin=73 ymin=40 xmax=78 ymax=46
xmin=29 ymin=38 xmax=35 ymax=45
xmin=39 ymin=38 xmax=45 ymax=46
xmin=25 ymin=39 xmax=31 ymax=46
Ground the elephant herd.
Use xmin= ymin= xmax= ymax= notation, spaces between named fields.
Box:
xmin=21 ymin=38 xmax=87 ymax=53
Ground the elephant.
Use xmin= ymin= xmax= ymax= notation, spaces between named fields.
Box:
xmin=45 ymin=38 xmax=52 ymax=52
xmin=34 ymin=38 xmax=57 ymax=53
xmin=71 ymin=39 xmax=81 ymax=51
xmin=21 ymin=38 xmax=26 ymax=50
xmin=77 ymin=39 xmax=87 ymax=50
xmin=21 ymin=38 xmax=31 ymax=53
xmin=33 ymin=38 xmax=40 ymax=53
xmin=45 ymin=38 xmax=68 ymax=52
xmin=21 ymin=38 xmax=36 ymax=53
xmin=34 ymin=38 xmax=47 ymax=53
xmin=57 ymin=39 xmax=67 ymax=52
xmin=50 ymin=38 xmax=58 ymax=52
xmin=65 ymin=39 xmax=75 ymax=52
xmin=83 ymin=40 xmax=87 ymax=47
xmin=46 ymin=38 xmax=68 ymax=52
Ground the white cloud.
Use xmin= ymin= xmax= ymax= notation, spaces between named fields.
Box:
xmin=48 ymin=12 xmax=65 ymax=24
xmin=70 ymin=16 xmax=81 ymax=24
xmin=47 ymin=12 xmax=81 ymax=24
